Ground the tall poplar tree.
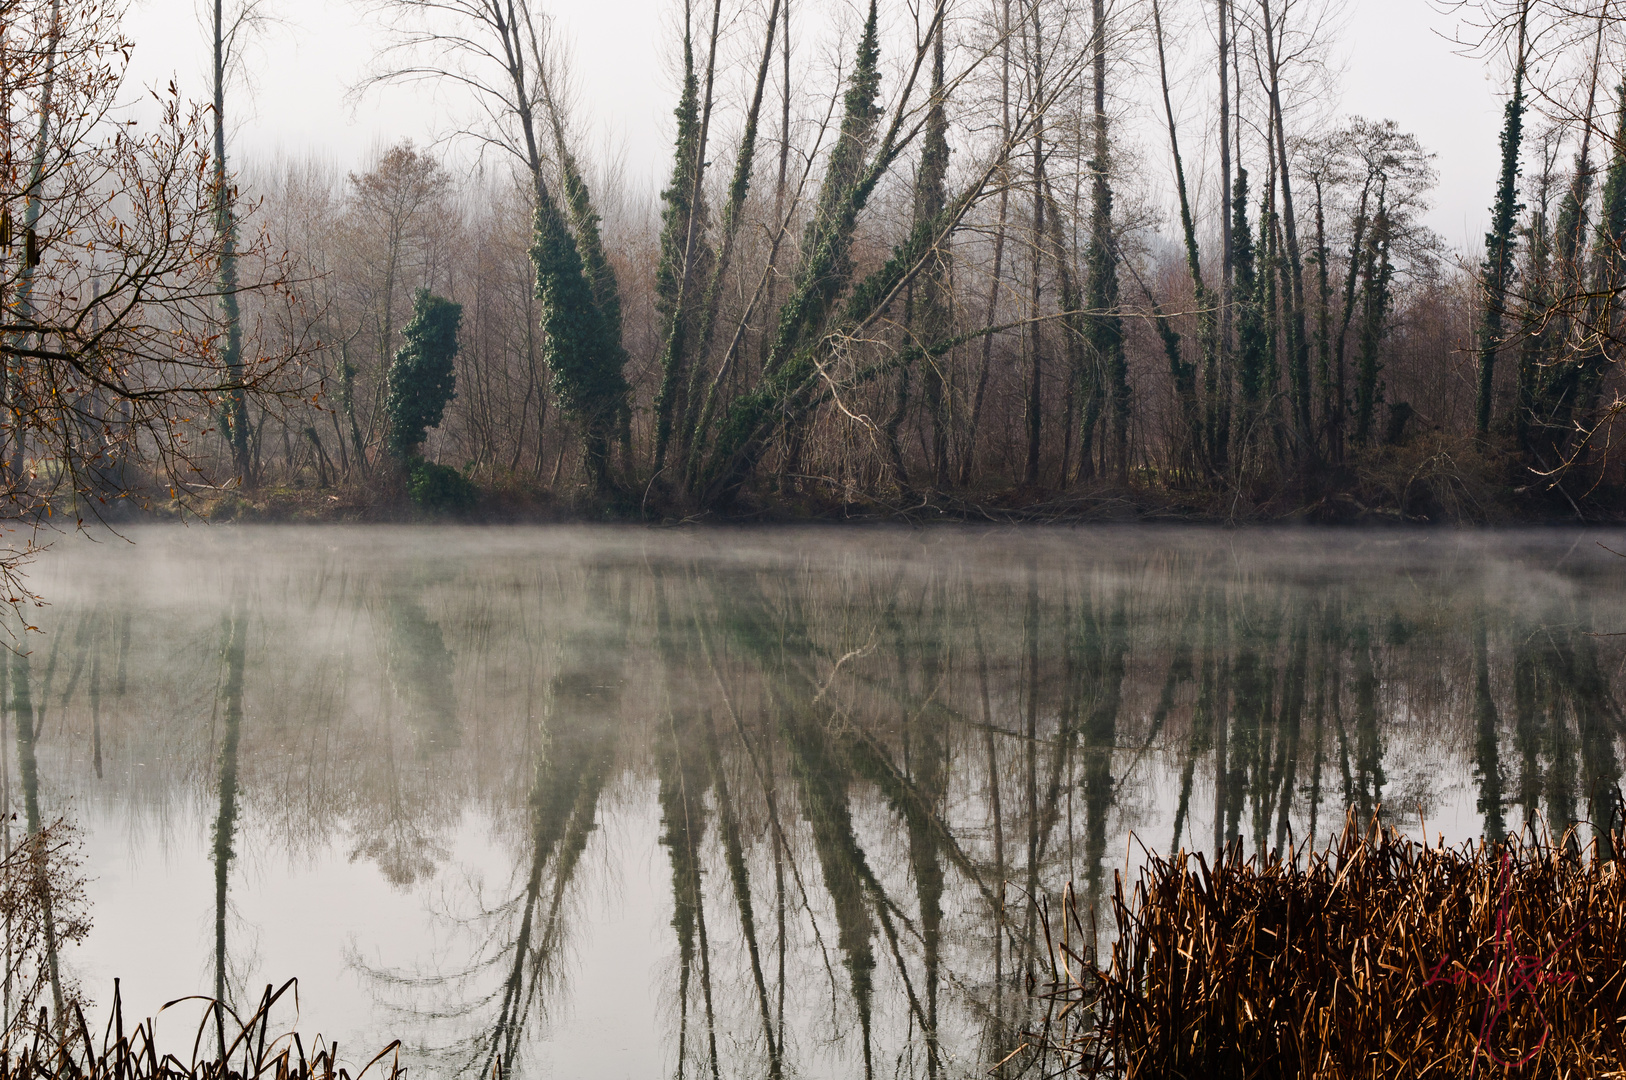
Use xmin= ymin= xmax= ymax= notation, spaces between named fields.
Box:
xmin=1351 ymin=193 xmax=1393 ymax=447
xmin=652 ymin=12 xmax=712 ymax=473
xmin=1085 ymin=0 xmax=1128 ymax=483
xmin=213 ymin=0 xmax=249 ymax=480
xmin=1477 ymin=3 xmax=1528 ymax=435
xmin=1231 ymin=169 xmax=1269 ymax=464
xmin=1152 ymin=0 xmax=1209 ymax=469
xmin=1577 ymin=89 xmax=1626 ymax=427
xmin=696 ymin=0 xmax=886 ymax=506
xmin=913 ymin=15 xmax=951 ymax=488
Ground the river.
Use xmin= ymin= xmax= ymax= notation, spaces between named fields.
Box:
xmin=11 ymin=525 xmax=1625 ymax=1078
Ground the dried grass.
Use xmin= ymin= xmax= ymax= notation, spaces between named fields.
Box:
xmin=0 ymin=981 xmax=401 ymax=1080
xmin=1030 ymin=809 xmax=1626 ymax=1079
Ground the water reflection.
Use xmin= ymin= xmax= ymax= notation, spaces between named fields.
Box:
xmin=12 ymin=609 xmax=65 ymax=1026
xmin=11 ymin=526 xmax=1626 ymax=1077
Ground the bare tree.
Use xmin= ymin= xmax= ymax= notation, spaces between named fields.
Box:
xmin=0 ymin=0 xmax=313 ymax=581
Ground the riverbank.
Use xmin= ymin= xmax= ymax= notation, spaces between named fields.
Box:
xmin=154 ymin=434 xmax=1618 ymax=527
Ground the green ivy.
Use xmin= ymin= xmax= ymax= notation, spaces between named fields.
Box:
xmin=530 ymin=188 xmax=631 ymax=493
xmin=386 ymin=289 xmax=462 ymax=460
xmin=652 ymin=23 xmax=711 ymax=470
xmin=407 ymin=459 xmax=478 ymax=515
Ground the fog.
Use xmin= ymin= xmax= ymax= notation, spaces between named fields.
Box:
xmin=8 ymin=524 xmax=1622 ymax=1076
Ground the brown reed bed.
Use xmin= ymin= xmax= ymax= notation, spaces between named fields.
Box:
xmin=1026 ymin=809 xmax=1626 ymax=1079
xmin=0 ymin=981 xmax=401 ymax=1080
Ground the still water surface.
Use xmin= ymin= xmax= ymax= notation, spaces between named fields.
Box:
xmin=14 ymin=525 xmax=1626 ymax=1078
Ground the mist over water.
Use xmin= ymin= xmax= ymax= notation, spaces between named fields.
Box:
xmin=13 ymin=525 xmax=1626 ymax=1078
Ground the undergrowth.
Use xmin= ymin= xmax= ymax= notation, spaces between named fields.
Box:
xmin=1 ymin=980 xmax=402 ymax=1080
xmin=1026 ymin=809 xmax=1626 ymax=1078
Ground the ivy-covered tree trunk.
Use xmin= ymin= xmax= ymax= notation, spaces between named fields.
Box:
xmin=1036 ymin=171 xmax=1092 ymax=488
xmin=912 ymin=16 xmax=951 ymax=490
xmin=694 ymin=0 xmax=886 ymax=509
xmin=652 ymin=16 xmax=713 ymax=475
xmin=213 ymin=0 xmax=249 ymax=482
xmin=1333 ymin=173 xmax=1375 ymax=459
xmin=1231 ymin=169 xmax=1269 ymax=471
xmin=530 ymin=189 xmax=631 ymax=496
xmin=1259 ymin=0 xmax=1313 ymax=463
xmin=1535 ymin=16 xmax=1606 ymax=461
xmin=1477 ymin=5 xmax=1527 ymax=435
xmin=547 ymin=119 xmax=630 ymax=475
xmin=673 ymin=0 xmax=784 ymax=477
xmin=1260 ymin=193 xmax=1286 ymax=464
xmin=1086 ymin=0 xmax=1126 ymax=484
xmin=1517 ymin=160 xmax=1556 ymax=454
xmin=888 ymin=14 xmax=953 ymax=497
xmin=1311 ymin=177 xmax=1334 ymax=460
xmin=1570 ymin=91 xmax=1626 ymax=451
xmin=1351 ymin=193 xmax=1393 ymax=447
xmin=1152 ymin=0 xmax=1208 ymax=474
xmin=386 ymin=289 xmax=463 ymax=461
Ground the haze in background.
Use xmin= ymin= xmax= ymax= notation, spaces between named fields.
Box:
xmin=120 ymin=0 xmax=1504 ymax=249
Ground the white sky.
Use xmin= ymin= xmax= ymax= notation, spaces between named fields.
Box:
xmin=119 ymin=0 xmax=1508 ymax=252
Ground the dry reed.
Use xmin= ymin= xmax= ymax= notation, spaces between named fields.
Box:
xmin=0 ymin=980 xmax=401 ymax=1080
xmin=1030 ymin=809 xmax=1626 ymax=1079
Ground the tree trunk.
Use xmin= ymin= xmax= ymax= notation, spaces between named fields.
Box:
xmin=1477 ymin=3 xmax=1528 ymax=435
xmin=1152 ymin=0 xmax=1207 ymax=471
xmin=1023 ymin=2 xmax=1045 ymax=487
xmin=214 ymin=0 xmax=249 ymax=482
xmin=1217 ymin=0 xmax=1234 ymax=473
xmin=1260 ymin=0 xmax=1315 ymax=459
xmin=957 ymin=0 xmax=1013 ymax=489
xmin=1087 ymin=0 xmax=1127 ymax=485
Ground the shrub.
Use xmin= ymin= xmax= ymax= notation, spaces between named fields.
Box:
xmin=386 ymin=290 xmax=462 ymax=461
xmin=407 ymin=460 xmax=477 ymax=515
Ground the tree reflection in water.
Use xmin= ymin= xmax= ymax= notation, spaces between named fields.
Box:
xmin=14 ymin=527 xmax=1626 ymax=1078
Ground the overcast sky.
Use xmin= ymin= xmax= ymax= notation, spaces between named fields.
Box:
xmin=120 ymin=0 xmax=1508 ymax=252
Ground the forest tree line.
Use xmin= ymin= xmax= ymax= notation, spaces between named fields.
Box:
xmin=7 ymin=0 xmax=1626 ymax=522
